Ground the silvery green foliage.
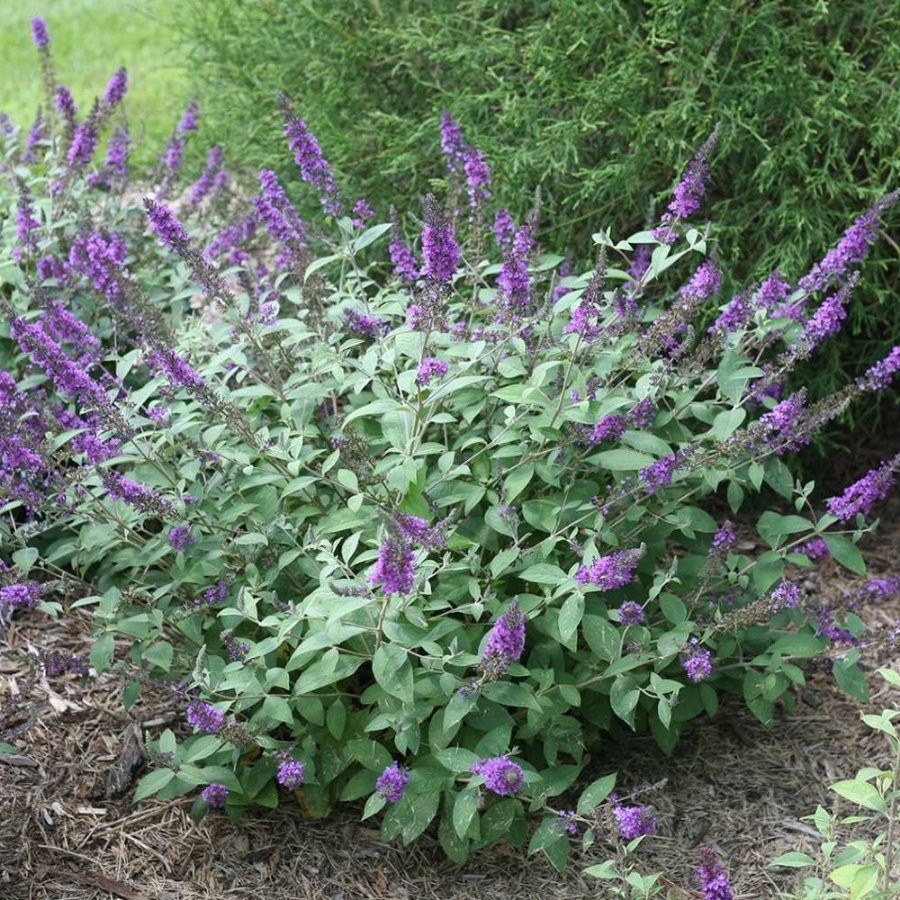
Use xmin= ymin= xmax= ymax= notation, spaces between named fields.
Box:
xmin=1 ymin=22 xmax=899 ymax=870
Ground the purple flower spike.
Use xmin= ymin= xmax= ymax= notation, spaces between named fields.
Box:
xmin=470 ymin=756 xmax=524 ymax=796
xmin=178 ymin=101 xmax=200 ymax=134
xmin=201 ymin=783 xmax=228 ymax=809
xmin=276 ymin=754 xmax=305 ymax=790
xmin=376 ymin=762 xmax=410 ymax=802
xmin=825 ymin=454 xmax=900 ymax=523
xmin=440 ymin=110 xmax=466 ymax=175
xmin=681 ymin=639 xmax=713 ymax=683
xmin=32 ymin=17 xmax=50 ymax=49
xmin=144 ymin=198 xmax=189 ymax=251
xmin=617 ymin=601 xmax=645 ymax=627
xmin=770 ymin=580 xmax=801 ymax=611
xmin=697 ymin=847 xmax=734 ymax=900
xmin=186 ymin=701 xmax=224 ymax=733
xmin=368 ymin=533 xmax=415 ymax=595
xmin=611 ymin=797 xmax=658 ymax=839
xmin=415 ymin=357 xmax=449 ymax=387
xmin=421 ymin=195 xmax=460 ymax=283
xmin=480 ymin=599 xmax=526 ymax=678
xmin=574 ymin=548 xmax=643 ymax=591
xmin=103 ymin=67 xmax=128 ymax=108
xmin=282 ymin=97 xmax=342 ymax=216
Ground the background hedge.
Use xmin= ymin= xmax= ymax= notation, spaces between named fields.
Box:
xmin=182 ymin=0 xmax=900 ymax=448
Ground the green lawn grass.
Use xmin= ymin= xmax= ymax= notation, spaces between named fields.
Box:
xmin=0 ymin=0 xmax=191 ymax=167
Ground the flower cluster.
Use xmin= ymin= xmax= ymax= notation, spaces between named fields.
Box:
xmin=276 ymin=752 xmax=305 ymax=790
xmin=470 ymin=756 xmax=524 ymax=796
xmin=186 ymin=701 xmax=224 ymax=733
xmin=697 ymin=847 xmax=734 ymax=900
xmin=201 ymin=783 xmax=228 ymax=809
xmin=376 ymin=762 xmax=410 ymax=802
xmin=479 ymin=599 xmax=526 ymax=679
xmin=575 ymin=548 xmax=643 ymax=590
xmin=611 ymin=796 xmax=658 ymax=840
xmin=681 ymin=639 xmax=713 ymax=683
xmin=826 ymin=454 xmax=900 ymax=522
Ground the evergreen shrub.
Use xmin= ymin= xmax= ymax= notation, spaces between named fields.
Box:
xmin=3 ymin=17 xmax=900 ymax=873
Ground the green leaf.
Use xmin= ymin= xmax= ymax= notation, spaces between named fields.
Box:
xmin=833 ymin=656 xmax=870 ymax=703
xmin=769 ymin=852 xmax=817 ymax=868
xmin=373 ymin=644 xmax=415 ymax=704
xmin=143 ymin=641 xmax=173 ymax=672
xmin=610 ymin=677 xmax=640 ymax=728
xmin=504 ymin=462 xmax=534 ymax=502
xmin=823 ymin=534 xmax=866 ymax=576
xmin=453 ymin=785 xmax=481 ymax=838
xmin=576 ymin=772 xmax=616 ymax=814
xmin=133 ymin=767 xmax=175 ymax=802
xmin=489 ymin=547 xmax=519 ymax=578
xmin=558 ymin=594 xmax=584 ymax=642
xmin=519 ymin=563 xmax=568 ymax=585
xmin=439 ymin=809 xmax=471 ymax=863
xmin=830 ymin=780 xmax=884 ymax=812
xmin=595 ymin=448 xmax=656 ymax=471
xmin=712 ymin=408 xmax=746 ymax=441
xmin=434 ymin=747 xmax=480 ymax=773
xmin=348 ymin=739 xmax=393 ymax=772
xmin=90 ymin=633 xmax=115 ymax=672
xmin=261 ymin=695 xmax=295 ymax=725
xmin=582 ymin=615 xmax=619 ymax=662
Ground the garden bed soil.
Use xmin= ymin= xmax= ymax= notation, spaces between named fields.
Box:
xmin=2 ymin=443 xmax=899 ymax=899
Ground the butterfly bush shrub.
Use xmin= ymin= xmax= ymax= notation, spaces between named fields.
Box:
xmin=3 ymin=19 xmax=900 ymax=871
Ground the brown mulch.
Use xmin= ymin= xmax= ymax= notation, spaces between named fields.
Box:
xmin=2 ymin=460 xmax=900 ymax=898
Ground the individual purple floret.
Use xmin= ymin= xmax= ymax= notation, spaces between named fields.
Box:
xmin=826 ymin=454 xmax=900 ymax=522
xmin=697 ymin=847 xmax=734 ymax=900
xmin=368 ymin=533 xmax=415 ymax=595
xmin=186 ymin=701 xmax=224 ymax=733
xmin=376 ymin=762 xmax=410 ymax=802
xmin=617 ymin=601 xmax=645 ymax=627
xmin=421 ymin=195 xmax=460 ymax=283
xmin=31 ymin=17 xmax=50 ymax=49
xmin=770 ymin=580 xmax=801 ymax=611
xmin=480 ymin=599 xmax=526 ymax=677
xmin=574 ymin=548 xmax=643 ymax=591
xmin=611 ymin=797 xmax=658 ymax=840
xmin=169 ymin=525 xmax=196 ymax=552
xmin=681 ymin=639 xmax=713 ymax=683
xmin=276 ymin=753 xmax=305 ymax=790
xmin=201 ymin=783 xmax=228 ymax=809
xmin=470 ymin=756 xmax=524 ymax=796
xmin=415 ymin=357 xmax=449 ymax=387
